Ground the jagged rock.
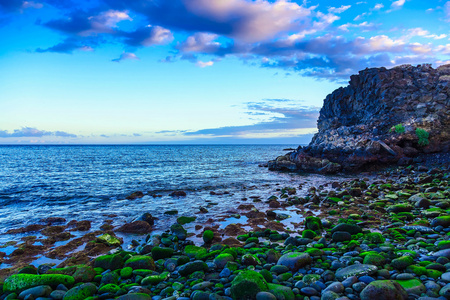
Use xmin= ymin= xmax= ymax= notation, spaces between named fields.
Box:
xmin=269 ymin=64 xmax=450 ymax=173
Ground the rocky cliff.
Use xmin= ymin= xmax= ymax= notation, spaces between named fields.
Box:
xmin=269 ymin=64 xmax=450 ymax=173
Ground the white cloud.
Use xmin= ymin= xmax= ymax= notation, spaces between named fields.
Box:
xmin=373 ymin=3 xmax=384 ymax=10
xmin=142 ymin=26 xmax=173 ymax=46
xmin=328 ymin=5 xmax=351 ymax=14
xmin=196 ymin=60 xmax=214 ymax=68
xmin=388 ymin=0 xmax=406 ymax=12
xmin=179 ymin=33 xmax=221 ymax=53
xmin=112 ymin=52 xmax=140 ymax=62
xmin=82 ymin=10 xmax=132 ymax=35
xmin=426 ymin=34 xmax=448 ymax=40
xmin=338 ymin=21 xmax=375 ymax=32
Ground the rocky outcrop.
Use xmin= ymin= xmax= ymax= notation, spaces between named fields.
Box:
xmin=269 ymin=64 xmax=450 ymax=173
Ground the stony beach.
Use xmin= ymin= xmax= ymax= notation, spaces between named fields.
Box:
xmin=0 ymin=153 xmax=449 ymax=300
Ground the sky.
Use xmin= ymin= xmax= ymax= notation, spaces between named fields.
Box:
xmin=0 ymin=0 xmax=449 ymax=144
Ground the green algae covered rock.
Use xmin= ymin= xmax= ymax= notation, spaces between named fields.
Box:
xmin=116 ymin=293 xmax=152 ymax=300
xmin=363 ymin=253 xmax=386 ymax=266
xmin=267 ymin=283 xmax=294 ymax=300
xmin=305 ymin=216 xmax=322 ymax=231
xmin=120 ymin=267 xmax=133 ymax=279
xmin=184 ymin=245 xmax=207 ymax=259
xmin=230 ymin=270 xmax=269 ymax=300
xmin=394 ymin=278 xmax=426 ymax=294
xmin=213 ymin=253 xmax=235 ymax=269
xmin=277 ymin=252 xmax=312 ymax=272
xmin=124 ymin=255 xmax=155 ymax=270
xmin=365 ymin=232 xmax=385 ymax=244
xmin=98 ymin=283 xmax=121 ymax=294
xmin=203 ymin=230 xmax=214 ymax=244
xmin=97 ymin=233 xmax=122 ymax=246
xmin=360 ymin=280 xmax=408 ymax=300
xmin=94 ymin=254 xmax=124 ymax=271
xmin=431 ymin=216 xmax=450 ymax=228
xmin=178 ymin=260 xmax=208 ymax=277
xmin=335 ymin=264 xmax=378 ymax=281
xmin=391 ymin=256 xmax=414 ymax=270
xmin=3 ymin=274 xmax=75 ymax=293
xmin=63 ymin=283 xmax=97 ymax=300
xmin=151 ymin=246 xmax=174 ymax=260
xmin=177 ymin=216 xmax=196 ymax=225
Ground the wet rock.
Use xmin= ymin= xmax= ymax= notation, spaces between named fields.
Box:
xmin=170 ymin=191 xmax=187 ymax=197
xmin=116 ymin=221 xmax=152 ymax=234
xmin=231 ymin=270 xmax=269 ymax=299
xmin=277 ymin=252 xmax=312 ymax=272
xmin=360 ymin=280 xmax=408 ymax=300
xmin=335 ymin=264 xmax=378 ymax=281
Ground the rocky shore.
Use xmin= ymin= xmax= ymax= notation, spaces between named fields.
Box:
xmin=269 ymin=64 xmax=450 ymax=174
xmin=0 ymin=159 xmax=449 ymax=300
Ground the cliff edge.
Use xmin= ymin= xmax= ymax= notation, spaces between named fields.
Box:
xmin=269 ymin=64 xmax=450 ymax=173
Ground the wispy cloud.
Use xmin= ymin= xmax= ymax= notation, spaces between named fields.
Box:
xmin=0 ymin=127 xmax=77 ymax=138
xmin=387 ymin=0 xmax=406 ymax=12
xmin=112 ymin=52 xmax=139 ymax=62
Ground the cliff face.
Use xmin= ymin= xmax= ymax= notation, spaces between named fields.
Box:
xmin=269 ymin=64 xmax=450 ymax=173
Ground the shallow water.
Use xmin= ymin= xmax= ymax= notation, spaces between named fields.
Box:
xmin=0 ymin=145 xmax=346 ymax=244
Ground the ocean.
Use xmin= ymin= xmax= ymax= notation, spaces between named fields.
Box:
xmin=0 ymin=145 xmax=339 ymax=243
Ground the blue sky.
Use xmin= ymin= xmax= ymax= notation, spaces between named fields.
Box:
xmin=1 ymin=0 xmax=449 ymax=144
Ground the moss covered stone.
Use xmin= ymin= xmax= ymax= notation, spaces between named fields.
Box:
xmin=277 ymin=252 xmax=312 ymax=272
xmin=151 ymin=246 xmax=174 ymax=260
xmin=267 ymin=283 xmax=294 ymax=300
xmin=363 ymin=253 xmax=386 ymax=266
xmin=124 ymin=255 xmax=155 ymax=270
xmin=120 ymin=267 xmax=133 ymax=279
xmin=116 ymin=293 xmax=152 ymax=300
xmin=184 ymin=245 xmax=207 ymax=259
xmin=98 ymin=283 xmax=120 ymax=294
xmin=360 ymin=280 xmax=408 ymax=300
xmin=213 ymin=253 xmax=235 ymax=269
xmin=230 ymin=270 xmax=269 ymax=300
xmin=3 ymin=274 xmax=75 ymax=293
xmin=176 ymin=216 xmax=196 ymax=225
xmin=302 ymin=229 xmax=317 ymax=239
xmin=203 ymin=230 xmax=214 ymax=244
xmin=365 ymin=232 xmax=385 ymax=244
xmin=305 ymin=216 xmax=322 ymax=231
xmin=63 ymin=283 xmax=97 ymax=300
xmin=97 ymin=233 xmax=121 ymax=246
xmin=94 ymin=254 xmax=124 ymax=271
xmin=391 ymin=256 xmax=414 ymax=270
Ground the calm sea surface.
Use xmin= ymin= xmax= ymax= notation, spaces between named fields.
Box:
xmin=0 ymin=145 xmax=339 ymax=243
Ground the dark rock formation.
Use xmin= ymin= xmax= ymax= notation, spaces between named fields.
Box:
xmin=269 ymin=64 xmax=450 ymax=173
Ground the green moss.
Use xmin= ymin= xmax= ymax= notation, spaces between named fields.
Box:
xmin=97 ymin=234 xmax=121 ymax=246
xmin=365 ymin=232 xmax=385 ymax=244
xmin=184 ymin=245 xmax=207 ymax=259
xmin=267 ymin=283 xmax=295 ymax=300
xmin=305 ymin=216 xmax=322 ymax=231
xmin=98 ymin=283 xmax=120 ymax=294
xmin=94 ymin=254 xmax=124 ymax=271
xmin=305 ymin=248 xmax=323 ymax=256
xmin=363 ymin=253 xmax=386 ymax=266
xmin=203 ymin=230 xmax=214 ymax=244
xmin=406 ymin=265 xmax=427 ymax=276
xmin=177 ymin=216 xmax=196 ymax=225
xmin=64 ymin=283 xmax=97 ymax=300
xmin=230 ymin=270 xmax=269 ymax=300
xmin=302 ymin=229 xmax=317 ymax=239
xmin=124 ymin=255 xmax=155 ymax=270
xmin=391 ymin=256 xmax=414 ymax=270
xmin=426 ymin=269 xmax=442 ymax=279
xmin=120 ymin=267 xmax=133 ymax=279
xmin=3 ymin=274 xmax=75 ymax=293
xmin=151 ymin=246 xmax=174 ymax=260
